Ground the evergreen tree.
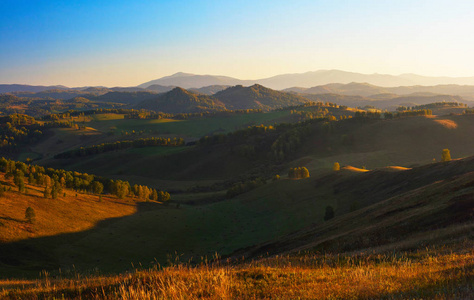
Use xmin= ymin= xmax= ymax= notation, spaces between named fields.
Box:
xmin=43 ymin=186 xmax=50 ymax=198
xmin=14 ymin=170 xmax=25 ymax=189
xmin=25 ymin=207 xmax=36 ymax=224
xmin=18 ymin=179 xmax=25 ymax=193
xmin=51 ymin=185 xmax=58 ymax=199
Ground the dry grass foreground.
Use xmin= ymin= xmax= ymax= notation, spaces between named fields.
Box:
xmin=1 ymin=247 xmax=472 ymax=299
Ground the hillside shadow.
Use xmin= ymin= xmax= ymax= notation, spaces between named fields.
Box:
xmin=0 ymin=216 xmax=26 ymax=224
xmin=0 ymin=200 xmax=169 ymax=279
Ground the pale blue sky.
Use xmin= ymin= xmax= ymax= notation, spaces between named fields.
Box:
xmin=1 ymin=0 xmax=473 ymax=86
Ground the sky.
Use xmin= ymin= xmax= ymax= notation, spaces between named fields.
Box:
xmin=1 ymin=0 xmax=474 ymax=87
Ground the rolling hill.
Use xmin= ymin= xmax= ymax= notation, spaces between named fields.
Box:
xmin=2 ymin=150 xmax=473 ymax=278
xmin=0 ymin=84 xmax=68 ymax=93
xmin=134 ymin=87 xmax=226 ymax=113
xmin=214 ymin=84 xmax=309 ymax=110
xmin=286 ymin=82 xmax=474 ymax=102
xmin=91 ymin=91 xmax=158 ymax=105
xmin=302 ymin=92 xmax=468 ymax=110
xmin=233 ymin=156 xmax=474 ymax=259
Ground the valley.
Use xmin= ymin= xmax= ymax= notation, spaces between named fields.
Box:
xmin=0 ymin=79 xmax=473 ymax=299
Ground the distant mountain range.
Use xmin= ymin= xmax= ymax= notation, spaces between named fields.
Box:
xmin=284 ymin=82 xmax=474 ymax=98
xmin=134 ymin=84 xmax=309 ymax=113
xmin=4 ymin=69 xmax=474 ymax=93
xmin=0 ymin=84 xmax=69 ymax=94
xmin=137 ymin=70 xmax=474 ymax=90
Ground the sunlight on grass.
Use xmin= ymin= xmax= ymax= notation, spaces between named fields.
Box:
xmin=433 ymin=119 xmax=458 ymax=129
xmin=90 ymin=114 xmax=125 ymax=121
xmin=148 ymin=118 xmax=182 ymax=124
xmin=1 ymin=250 xmax=472 ymax=299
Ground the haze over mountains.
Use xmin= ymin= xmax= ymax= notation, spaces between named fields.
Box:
xmin=138 ymin=69 xmax=474 ymax=90
xmin=3 ymin=70 xmax=474 ymax=113
xmin=3 ymin=69 xmax=474 ymax=94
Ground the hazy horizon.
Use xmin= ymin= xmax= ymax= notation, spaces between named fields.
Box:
xmin=1 ymin=0 xmax=474 ymax=86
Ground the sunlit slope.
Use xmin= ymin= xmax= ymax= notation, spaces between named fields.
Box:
xmin=0 ymin=179 xmax=136 ymax=244
xmin=49 ymin=114 xmax=474 ymax=186
xmin=296 ymin=114 xmax=474 ymax=175
xmin=30 ymin=111 xmax=292 ymax=161
xmin=0 ymin=174 xmax=142 ymax=277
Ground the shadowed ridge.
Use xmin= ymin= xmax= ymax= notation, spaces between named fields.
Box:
xmin=135 ymin=87 xmax=226 ymax=113
xmin=229 ymin=156 xmax=474 ymax=260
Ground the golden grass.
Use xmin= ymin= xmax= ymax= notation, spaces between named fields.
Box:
xmin=341 ymin=165 xmax=370 ymax=172
xmin=383 ymin=166 xmax=411 ymax=171
xmin=1 ymin=249 xmax=472 ymax=299
xmin=433 ymin=119 xmax=458 ymax=129
xmin=0 ymin=174 xmax=138 ymax=243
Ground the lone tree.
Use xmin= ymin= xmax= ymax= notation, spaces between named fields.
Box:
xmin=25 ymin=207 xmax=36 ymax=224
xmin=333 ymin=162 xmax=340 ymax=171
xmin=324 ymin=206 xmax=335 ymax=221
xmin=441 ymin=149 xmax=451 ymax=162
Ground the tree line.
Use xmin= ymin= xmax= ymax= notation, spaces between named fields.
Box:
xmin=0 ymin=114 xmax=74 ymax=156
xmin=0 ymin=157 xmax=170 ymax=202
xmin=288 ymin=167 xmax=310 ymax=179
xmin=54 ymin=137 xmax=185 ymax=159
xmin=354 ymin=109 xmax=432 ymax=120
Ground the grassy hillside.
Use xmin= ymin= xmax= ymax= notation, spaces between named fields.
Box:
xmin=27 ymin=110 xmax=293 ymax=164
xmin=1 ymin=156 xmax=473 ymax=300
xmin=0 ymin=173 xmax=146 ymax=277
xmin=235 ymin=158 xmax=474 ymax=259
xmin=294 ymin=114 xmax=474 ymax=175
xmin=39 ymin=114 xmax=474 ymax=195
xmin=3 ymin=248 xmax=472 ymax=299
xmin=3 ymin=154 xmax=474 ymax=278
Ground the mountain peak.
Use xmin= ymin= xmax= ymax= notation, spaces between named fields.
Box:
xmin=168 ymin=72 xmax=195 ymax=78
xmin=168 ymin=86 xmax=191 ymax=95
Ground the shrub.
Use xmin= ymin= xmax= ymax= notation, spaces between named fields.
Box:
xmin=324 ymin=206 xmax=335 ymax=221
xmin=441 ymin=149 xmax=451 ymax=162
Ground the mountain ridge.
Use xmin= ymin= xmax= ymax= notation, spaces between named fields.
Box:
xmin=137 ymin=70 xmax=474 ymax=90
